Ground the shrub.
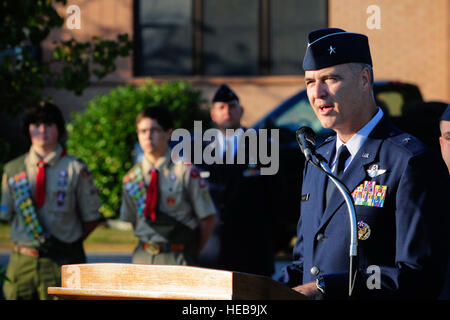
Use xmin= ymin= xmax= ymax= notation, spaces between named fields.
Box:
xmin=66 ymin=80 xmax=210 ymax=218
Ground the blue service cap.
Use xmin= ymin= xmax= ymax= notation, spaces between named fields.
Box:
xmin=441 ymin=104 xmax=450 ymax=121
xmin=303 ymin=28 xmax=373 ymax=71
xmin=212 ymin=84 xmax=239 ymax=103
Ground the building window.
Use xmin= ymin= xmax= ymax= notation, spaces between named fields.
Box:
xmin=134 ymin=0 xmax=327 ymax=76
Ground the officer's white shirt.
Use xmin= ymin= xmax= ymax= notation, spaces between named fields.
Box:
xmin=331 ymin=107 xmax=384 ymax=172
xmin=215 ymin=127 xmax=244 ymax=157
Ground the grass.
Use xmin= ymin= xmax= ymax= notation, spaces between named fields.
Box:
xmin=0 ymin=220 xmax=138 ymax=252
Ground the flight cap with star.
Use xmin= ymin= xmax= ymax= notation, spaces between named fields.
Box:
xmin=212 ymin=84 xmax=240 ymax=103
xmin=302 ymin=28 xmax=373 ymax=71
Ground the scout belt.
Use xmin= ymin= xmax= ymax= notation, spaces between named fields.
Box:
xmin=13 ymin=245 xmax=40 ymax=258
xmin=142 ymin=241 xmax=185 ymax=255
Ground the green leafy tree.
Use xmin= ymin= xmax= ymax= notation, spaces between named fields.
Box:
xmin=0 ymin=0 xmax=133 ymax=116
xmin=66 ymin=81 xmax=211 ymax=218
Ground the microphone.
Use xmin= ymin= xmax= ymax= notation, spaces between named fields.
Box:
xmin=296 ymin=126 xmax=316 ymax=162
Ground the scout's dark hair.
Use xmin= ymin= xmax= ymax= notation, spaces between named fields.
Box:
xmin=22 ymin=101 xmax=66 ymax=141
xmin=136 ymin=106 xmax=174 ymax=131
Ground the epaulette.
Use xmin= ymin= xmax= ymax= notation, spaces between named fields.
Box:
xmin=123 ymin=162 xmax=142 ymax=182
xmin=385 ymin=131 xmax=428 ymax=156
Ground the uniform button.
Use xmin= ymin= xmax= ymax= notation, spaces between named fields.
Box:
xmin=316 ymin=233 xmax=325 ymax=241
xmin=310 ymin=266 xmax=320 ymax=276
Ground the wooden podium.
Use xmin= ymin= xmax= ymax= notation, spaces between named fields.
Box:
xmin=48 ymin=263 xmax=306 ymax=300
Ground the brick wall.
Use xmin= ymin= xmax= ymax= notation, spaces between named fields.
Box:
xmin=329 ymin=0 xmax=449 ymax=102
xmin=42 ymin=0 xmax=133 ymax=81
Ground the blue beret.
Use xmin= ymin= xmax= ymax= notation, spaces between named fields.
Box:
xmin=212 ymin=84 xmax=239 ymax=103
xmin=303 ymin=28 xmax=373 ymax=71
xmin=441 ymin=105 xmax=450 ymax=121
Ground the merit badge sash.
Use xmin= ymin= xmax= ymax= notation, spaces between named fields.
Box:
xmin=123 ymin=166 xmax=147 ymax=217
xmin=352 ymin=181 xmax=387 ymax=207
xmin=8 ymin=172 xmax=46 ymax=246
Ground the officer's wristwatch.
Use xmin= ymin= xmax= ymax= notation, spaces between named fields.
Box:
xmin=316 ymin=276 xmax=325 ymax=294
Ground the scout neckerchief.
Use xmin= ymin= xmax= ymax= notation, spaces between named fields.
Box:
xmin=144 ymin=168 xmax=158 ymax=221
xmin=35 ymin=160 xmax=47 ymax=208
xmin=8 ymin=149 xmax=67 ymax=247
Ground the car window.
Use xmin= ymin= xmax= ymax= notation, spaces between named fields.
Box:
xmin=376 ymin=91 xmax=404 ymax=117
xmin=273 ymin=97 xmax=323 ymax=133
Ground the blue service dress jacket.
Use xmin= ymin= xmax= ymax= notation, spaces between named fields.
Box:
xmin=279 ymin=115 xmax=450 ymax=299
xmin=197 ymin=128 xmax=276 ymax=277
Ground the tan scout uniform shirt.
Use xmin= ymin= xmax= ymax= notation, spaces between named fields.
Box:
xmin=120 ymin=149 xmax=217 ymax=243
xmin=0 ymin=145 xmax=102 ymax=246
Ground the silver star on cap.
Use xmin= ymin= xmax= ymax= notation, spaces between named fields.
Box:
xmin=328 ymin=45 xmax=336 ymax=55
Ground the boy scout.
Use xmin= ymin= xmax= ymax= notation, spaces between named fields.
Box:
xmin=0 ymin=102 xmax=103 ymax=300
xmin=120 ymin=106 xmax=216 ymax=266
xmin=279 ymin=28 xmax=450 ymax=299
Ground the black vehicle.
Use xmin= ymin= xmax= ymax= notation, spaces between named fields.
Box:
xmin=253 ymin=81 xmax=437 ymax=256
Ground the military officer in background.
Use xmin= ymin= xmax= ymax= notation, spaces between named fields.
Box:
xmin=120 ymin=106 xmax=216 ymax=266
xmin=279 ymin=28 xmax=450 ymax=299
xmin=198 ymin=84 xmax=276 ymax=277
xmin=0 ymin=102 xmax=104 ymax=300
xmin=439 ymin=105 xmax=450 ymax=174
xmin=438 ymin=105 xmax=450 ymax=300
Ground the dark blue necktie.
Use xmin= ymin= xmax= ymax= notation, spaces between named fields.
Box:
xmin=325 ymin=145 xmax=351 ymax=206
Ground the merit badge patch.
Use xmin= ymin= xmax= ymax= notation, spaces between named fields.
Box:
xmin=166 ymin=197 xmax=176 ymax=206
xmin=352 ymin=181 xmax=387 ymax=207
xmin=55 ymin=191 xmax=66 ymax=210
xmin=190 ymin=168 xmax=200 ymax=178
xmin=357 ymin=221 xmax=371 ymax=240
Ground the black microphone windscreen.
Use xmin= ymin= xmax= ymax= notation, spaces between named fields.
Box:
xmin=296 ymin=126 xmax=316 ymax=150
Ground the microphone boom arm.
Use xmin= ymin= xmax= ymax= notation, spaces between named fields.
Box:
xmin=309 ymin=153 xmax=358 ymax=297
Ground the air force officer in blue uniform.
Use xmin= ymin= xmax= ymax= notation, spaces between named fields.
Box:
xmin=279 ymin=28 xmax=450 ymax=299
